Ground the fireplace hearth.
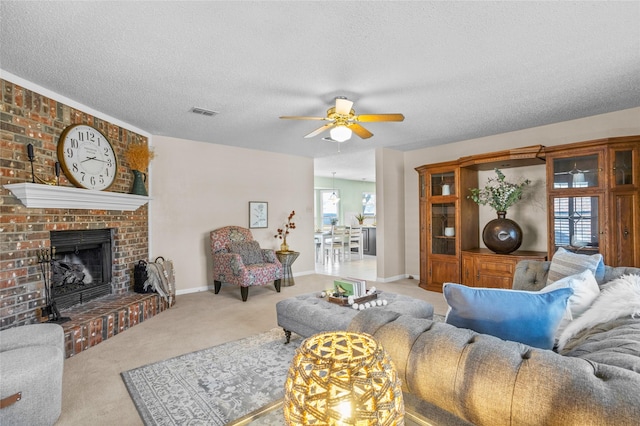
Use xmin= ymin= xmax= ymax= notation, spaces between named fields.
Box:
xmin=50 ymin=229 xmax=113 ymax=310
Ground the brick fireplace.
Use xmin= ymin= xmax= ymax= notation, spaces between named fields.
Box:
xmin=0 ymin=78 xmax=153 ymax=331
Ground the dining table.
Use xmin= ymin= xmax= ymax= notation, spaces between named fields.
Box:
xmin=314 ymin=230 xmax=332 ymax=264
xmin=315 ymin=227 xmax=359 ymax=264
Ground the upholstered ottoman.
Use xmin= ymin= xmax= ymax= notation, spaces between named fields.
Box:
xmin=276 ymin=292 xmax=434 ymax=343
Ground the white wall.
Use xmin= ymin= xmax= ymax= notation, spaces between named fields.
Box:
xmin=376 ymin=148 xmax=406 ymax=281
xmin=403 ymin=107 xmax=640 ymax=278
xmin=150 ymin=136 xmax=315 ymax=294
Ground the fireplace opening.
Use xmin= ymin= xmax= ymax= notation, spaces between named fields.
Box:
xmin=49 ymin=229 xmax=113 ymax=310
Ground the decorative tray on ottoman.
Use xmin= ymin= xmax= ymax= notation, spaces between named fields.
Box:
xmin=328 ymin=292 xmax=378 ymax=306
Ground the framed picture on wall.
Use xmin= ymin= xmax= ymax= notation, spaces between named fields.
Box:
xmin=249 ymin=201 xmax=268 ymax=228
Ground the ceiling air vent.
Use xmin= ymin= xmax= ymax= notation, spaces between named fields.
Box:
xmin=190 ymin=107 xmax=218 ymax=117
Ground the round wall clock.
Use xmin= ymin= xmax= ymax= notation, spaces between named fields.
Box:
xmin=57 ymin=124 xmax=118 ymax=190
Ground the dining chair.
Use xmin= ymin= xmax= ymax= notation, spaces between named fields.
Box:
xmin=348 ymin=227 xmax=364 ymax=260
xmin=325 ymin=225 xmax=349 ymax=263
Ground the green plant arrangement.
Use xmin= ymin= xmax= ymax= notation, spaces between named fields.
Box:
xmin=468 ymin=168 xmax=531 ymax=212
xmin=354 ymin=213 xmax=365 ymax=224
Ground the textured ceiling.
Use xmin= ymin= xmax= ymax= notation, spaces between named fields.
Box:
xmin=1 ymin=1 xmax=639 ymax=182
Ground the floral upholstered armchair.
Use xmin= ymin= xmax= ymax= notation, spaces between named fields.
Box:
xmin=210 ymin=226 xmax=283 ymax=301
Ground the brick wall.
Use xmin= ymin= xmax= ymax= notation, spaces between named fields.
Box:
xmin=0 ymin=79 xmax=150 ymax=329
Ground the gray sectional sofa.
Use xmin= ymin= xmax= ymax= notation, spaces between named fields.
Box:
xmin=349 ymin=261 xmax=640 ymax=426
xmin=0 ymin=323 xmax=64 ymax=426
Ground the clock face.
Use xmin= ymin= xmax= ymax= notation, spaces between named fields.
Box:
xmin=57 ymin=124 xmax=118 ymax=190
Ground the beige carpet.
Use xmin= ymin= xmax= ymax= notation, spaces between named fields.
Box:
xmin=57 ymin=275 xmax=447 ymax=425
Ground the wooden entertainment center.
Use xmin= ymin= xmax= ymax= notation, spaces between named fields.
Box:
xmin=415 ymin=135 xmax=639 ymax=292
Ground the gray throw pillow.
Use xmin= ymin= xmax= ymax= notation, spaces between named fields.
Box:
xmin=229 ymin=241 xmax=264 ymax=265
xmin=547 ymin=247 xmax=604 ymax=284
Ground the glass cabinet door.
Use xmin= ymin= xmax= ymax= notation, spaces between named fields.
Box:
xmin=431 ymin=171 xmax=455 ymax=196
xmin=431 ymin=202 xmax=456 ymax=255
xmin=613 ymin=149 xmax=634 ymax=186
xmin=552 ymin=154 xmax=600 ymax=189
xmin=552 ymin=195 xmax=600 ymax=254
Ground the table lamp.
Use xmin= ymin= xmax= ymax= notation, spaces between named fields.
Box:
xmin=283 ymin=331 xmax=404 ymax=425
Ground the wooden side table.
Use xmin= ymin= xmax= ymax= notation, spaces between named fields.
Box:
xmin=275 ymin=251 xmax=299 ymax=287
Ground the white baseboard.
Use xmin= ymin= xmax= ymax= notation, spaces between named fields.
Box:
xmin=175 ymin=271 xmax=316 ymax=295
xmin=174 ymin=271 xmax=418 ymax=294
xmin=376 ymin=274 xmax=410 ymax=283
xmin=176 ymin=285 xmax=214 ymax=296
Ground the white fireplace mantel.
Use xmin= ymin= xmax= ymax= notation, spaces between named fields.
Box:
xmin=4 ymin=183 xmax=151 ymax=211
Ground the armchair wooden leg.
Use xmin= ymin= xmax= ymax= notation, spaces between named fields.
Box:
xmin=241 ymin=286 xmax=249 ymax=302
xmin=214 ymin=280 xmax=222 ymax=294
xmin=274 ymin=279 xmax=281 ymax=293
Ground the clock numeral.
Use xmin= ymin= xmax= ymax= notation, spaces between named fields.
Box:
xmin=96 ymin=137 xmax=101 ymax=147
xmin=99 ymin=176 xmax=104 ymax=184
xmin=72 ymin=163 xmax=79 ymax=173
xmin=80 ymin=171 xmax=86 ymax=181
xmin=66 ymin=147 xmax=74 ymax=158
xmin=90 ymin=176 xmax=96 ymax=186
xmin=103 ymin=147 xmax=110 ymax=156
xmin=70 ymin=138 xmax=79 ymax=149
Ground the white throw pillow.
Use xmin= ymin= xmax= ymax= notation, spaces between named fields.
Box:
xmin=547 ymin=247 xmax=604 ymax=284
xmin=540 ymin=269 xmax=600 ymax=338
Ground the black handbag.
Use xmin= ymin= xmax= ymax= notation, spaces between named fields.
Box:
xmin=133 ymin=257 xmax=164 ymax=293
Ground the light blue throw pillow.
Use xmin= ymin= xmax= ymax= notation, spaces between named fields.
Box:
xmin=443 ymin=283 xmax=574 ymax=349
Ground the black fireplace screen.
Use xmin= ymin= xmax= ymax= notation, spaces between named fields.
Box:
xmin=49 ymin=229 xmax=113 ymax=310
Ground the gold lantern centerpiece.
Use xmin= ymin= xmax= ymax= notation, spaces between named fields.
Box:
xmin=283 ymin=331 xmax=404 ymax=425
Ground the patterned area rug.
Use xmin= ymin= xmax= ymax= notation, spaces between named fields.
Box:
xmin=121 ymin=328 xmax=301 ymax=425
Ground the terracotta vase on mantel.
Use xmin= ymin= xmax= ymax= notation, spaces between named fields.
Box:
xmin=482 ymin=210 xmax=523 ymax=254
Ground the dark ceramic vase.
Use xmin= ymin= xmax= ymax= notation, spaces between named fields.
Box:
xmin=482 ymin=211 xmax=522 ymax=254
xmin=131 ymin=170 xmax=147 ymax=196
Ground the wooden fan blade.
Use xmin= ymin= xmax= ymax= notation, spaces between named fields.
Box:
xmin=335 ymin=98 xmax=354 ymax=115
xmin=279 ymin=116 xmax=327 ymax=120
xmin=356 ymin=113 xmax=405 ymax=122
xmin=349 ymin=123 xmax=373 ymax=139
xmin=305 ymin=123 xmax=335 ymax=138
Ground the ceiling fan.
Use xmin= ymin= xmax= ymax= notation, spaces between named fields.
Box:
xmin=280 ymin=97 xmax=404 ymax=142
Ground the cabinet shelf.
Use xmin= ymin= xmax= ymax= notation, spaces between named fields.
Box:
xmin=416 ymin=135 xmax=640 ymax=292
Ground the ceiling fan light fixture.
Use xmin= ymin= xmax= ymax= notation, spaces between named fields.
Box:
xmin=330 ymin=172 xmax=341 ymax=203
xmin=330 ymin=125 xmax=352 ymax=142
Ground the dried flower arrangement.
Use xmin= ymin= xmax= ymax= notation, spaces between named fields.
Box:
xmin=468 ymin=168 xmax=531 ymax=212
xmin=124 ymin=142 xmax=155 ymax=171
xmin=274 ymin=210 xmax=296 ymax=247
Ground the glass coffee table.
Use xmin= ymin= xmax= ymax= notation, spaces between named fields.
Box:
xmin=228 ymin=398 xmax=437 ymax=425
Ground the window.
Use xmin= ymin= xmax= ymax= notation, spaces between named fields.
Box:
xmin=362 ymin=192 xmax=376 ymax=216
xmin=321 ymin=190 xmax=339 ymax=225
xmin=553 ymin=196 xmax=599 ymax=252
